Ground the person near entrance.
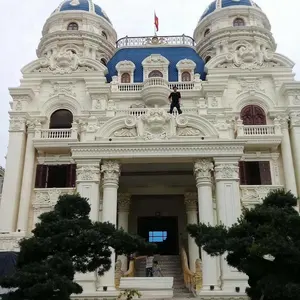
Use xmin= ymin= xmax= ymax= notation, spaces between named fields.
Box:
xmin=135 ymin=253 xmax=154 ymax=277
xmin=168 ymin=86 xmax=182 ymax=114
xmin=152 ymin=260 xmax=163 ymax=277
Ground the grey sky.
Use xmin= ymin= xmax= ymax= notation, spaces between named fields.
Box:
xmin=0 ymin=0 xmax=299 ymax=167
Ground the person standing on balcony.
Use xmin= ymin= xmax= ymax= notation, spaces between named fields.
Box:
xmin=168 ymin=86 xmax=182 ymax=114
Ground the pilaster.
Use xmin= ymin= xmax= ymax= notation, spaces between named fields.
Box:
xmin=0 ymin=117 xmax=26 ymax=232
xmin=117 ymin=193 xmax=131 ymax=272
xmin=214 ymin=159 xmax=247 ymax=291
xmin=184 ymin=192 xmax=199 ymax=273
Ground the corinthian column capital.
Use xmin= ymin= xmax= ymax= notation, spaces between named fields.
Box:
xmin=118 ymin=193 xmax=131 ymax=213
xmin=184 ymin=192 xmax=198 ymax=212
xmin=194 ymin=159 xmax=214 ymax=185
xmin=101 ymin=160 xmax=121 ymax=186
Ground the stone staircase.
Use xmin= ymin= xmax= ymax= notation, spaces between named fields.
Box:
xmin=135 ymin=255 xmax=194 ymax=298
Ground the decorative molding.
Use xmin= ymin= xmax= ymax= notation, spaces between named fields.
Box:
xmin=9 ymin=117 xmax=26 ymax=132
xmin=50 ymin=81 xmax=76 ymax=97
xmin=77 ymin=165 xmax=100 ymax=182
xmin=274 ymin=115 xmax=289 ymax=130
xmin=101 ymin=160 xmax=121 ymax=184
xmin=71 ymin=141 xmax=245 ymax=159
xmin=214 ymin=163 xmax=239 ymax=181
xmin=141 ymin=54 xmax=170 ymax=80
xmin=176 ymin=59 xmax=196 ymax=81
xmin=290 ymin=112 xmax=300 ymax=127
xmin=177 ymin=127 xmax=202 ymax=136
xmin=113 ymin=128 xmax=137 ymax=137
xmin=237 ymin=77 xmax=265 ymax=94
xmin=117 ymin=193 xmax=131 ymax=213
xmin=184 ymin=192 xmax=198 ymax=212
xmin=194 ymin=159 xmax=214 ymax=182
xmin=0 ymin=233 xmax=24 ymax=252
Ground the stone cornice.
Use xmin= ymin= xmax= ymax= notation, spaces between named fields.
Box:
xmin=279 ymin=82 xmax=300 ymax=96
xmin=9 ymin=88 xmax=35 ymax=101
xmin=71 ymin=140 xmax=245 ymax=159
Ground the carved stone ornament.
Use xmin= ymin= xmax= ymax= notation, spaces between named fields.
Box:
xmin=142 ymin=54 xmax=170 ymax=66
xmin=274 ymin=115 xmax=289 ymax=130
xmin=292 ymin=90 xmax=300 ymax=105
xmin=176 ymin=59 xmax=196 ymax=71
xmin=184 ymin=192 xmax=198 ymax=212
xmin=9 ymin=117 xmax=26 ymax=132
xmin=237 ymin=77 xmax=265 ymax=94
xmin=35 ymin=49 xmax=96 ymax=74
xmin=177 ymin=127 xmax=201 ymax=136
xmin=50 ymin=82 xmax=76 ymax=97
xmin=194 ymin=159 xmax=214 ymax=181
xmin=116 ymin=60 xmax=135 ymax=72
xmin=77 ymin=165 xmax=100 ymax=182
xmin=0 ymin=234 xmax=24 ymax=251
xmin=214 ymin=163 xmax=239 ymax=180
xmin=117 ymin=193 xmax=131 ymax=213
xmin=101 ymin=160 xmax=121 ymax=183
xmin=33 ymin=188 xmax=75 ymax=209
xmin=114 ymin=128 xmax=137 ymax=137
xmin=290 ymin=112 xmax=300 ymax=127
xmin=218 ymin=43 xmax=278 ymax=70
xmin=140 ymin=108 xmax=172 ymax=140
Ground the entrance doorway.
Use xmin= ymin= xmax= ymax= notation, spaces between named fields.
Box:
xmin=137 ymin=216 xmax=179 ymax=255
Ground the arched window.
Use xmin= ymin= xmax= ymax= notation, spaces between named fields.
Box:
xmin=121 ymin=73 xmax=131 ymax=83
xmin=102 ymin=31 xmax=107 ymax=39
xmin=181 ymin=71 xmax=191 ymax=82
xmin=240 ymin=105 xmax=266 ymax=125
xmin=101 ymin=58 xmax=107 ymax=66
xmin=148 ymin=70 xmax=163 ymax=78
xmin=233 ymin=18 xmax=245 ymax=27
xmin=204 ymin=28 xmax=210 ymax=37
xmin=49 ymin=109 xmax=73 ymax=129
xmin=67 ymin=22 xmax=79 ymax=31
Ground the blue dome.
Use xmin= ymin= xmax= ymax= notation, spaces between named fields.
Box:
xmin=106 ymin=47 xmax=206 ymax=83
xmin=200 ymin=0 xmax=261 ymax=20
xmin=53 ymin=0 xmax=112 ymax=24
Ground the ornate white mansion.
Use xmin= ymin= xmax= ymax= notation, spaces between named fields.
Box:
xmin=0 ymin=0 xmax=299 ymax=299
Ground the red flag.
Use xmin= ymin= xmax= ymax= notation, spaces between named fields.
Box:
xmin=154 ymin=12 xmax=159 ymax=32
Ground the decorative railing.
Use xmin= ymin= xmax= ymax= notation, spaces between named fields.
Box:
xmin=40 ymin=129 xmax=72 ymax=139
xmin=236 ymin=124 xmax=282 ymax=137
xmin=116 ymin=35 xmax=195 ymax=48
xmin=118 ymin=83 xmax=143 ymax=92
xmin=115 ymin=107 xmax=197 ymax=117
xmin=181 ymin=247 xmax=202 ymax=295
xmin=240 ymin=185 xmax=284 ymax=208
xmin=143 ymin=77 xmax=169 ymax=88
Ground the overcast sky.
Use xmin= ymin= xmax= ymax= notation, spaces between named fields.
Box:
xmin=0 ymin=0 xmax=299 ymax=167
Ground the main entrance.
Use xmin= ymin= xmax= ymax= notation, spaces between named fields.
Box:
xmin=137 ymin=216 xmax=179 ymax=255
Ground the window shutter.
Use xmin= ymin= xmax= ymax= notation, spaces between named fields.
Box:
xmin=35 ymin=165 xmax=47 ymax=188
xmin=259 ymin=161 xmax=272 ymax=185
xmin=239 ymin=161 xmax=247 ymax=185
xmin=67 ymin=164 xmax=77 ymax=187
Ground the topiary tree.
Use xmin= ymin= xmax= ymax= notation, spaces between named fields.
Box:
xmin=0 ymin=194 xmax=155 ymax=300
xmin=187 ymin=190 xmax=300 ymax=300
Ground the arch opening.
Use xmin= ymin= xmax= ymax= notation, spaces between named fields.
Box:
xmin=49 ymin=109 xmax=73 ymax=129
xmin=240 ymin=105 xmax=266 ymax=125
xmin=148 ymin=70 xmax=163 ymax=78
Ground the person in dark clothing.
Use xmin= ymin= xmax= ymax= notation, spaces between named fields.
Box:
xmin=168 ymin=86 xmax=182 ymax=114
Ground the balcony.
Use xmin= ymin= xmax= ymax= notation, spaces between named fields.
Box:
xmin=33 ymin=128 xmax=79 ymax=151
xmin=141 ymin=77 xmax=170 ymax=106
xmin=240 ymin=185 xmax=284 ymax=209
xmin=236 ymin=119 xmax=282 ymax=149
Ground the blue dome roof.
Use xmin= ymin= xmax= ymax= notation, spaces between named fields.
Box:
xmin=106 ymin=47 xmax=206 ymax=83
xmin=200 ymin=0 xmax=261 ymax=20
xmin=53 ymin=0 xmax=111 ymax=24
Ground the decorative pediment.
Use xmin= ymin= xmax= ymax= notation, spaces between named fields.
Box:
xmin=22 ymin=50 xmax=108 ymax=75
xmin=176 ymin=59 xmax=196 ymax=71
xmin=206 ymin=44 xmax=294 ymax=70
xmin=142 ymin=54 xmax=170 ymax=67
xmin=116 ymin=60 xmax=136 ymax=72
xmin=96 ymin=109 xmax=219 ymax=140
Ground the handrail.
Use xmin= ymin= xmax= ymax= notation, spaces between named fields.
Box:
xmin=180 ymin=246 xmax=203 ymax=295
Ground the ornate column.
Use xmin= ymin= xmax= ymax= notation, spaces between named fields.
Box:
xmin=17 ymin=121 xmax=36 ymax=232
xmin=75 ymin=163 xmax=101 ymax=292
xmin=289 ymin=113 xmax=300 ymax=199
xmin=117 ymin=193 xmax=131 ymax=272
xmin=184 ymin=192 xmax=199 ymax=273
xmin=214 ymin=159 xmax=247 ymax=291
xmin=0 ymin=117 xmax=26 ymax=232
xmin=194 ymin=159 xmax=220 ymax=290
xmin=100 ymin=160 xmax=120 ymax=290
xmin=276 ymin=116 xmax=297 ymax=196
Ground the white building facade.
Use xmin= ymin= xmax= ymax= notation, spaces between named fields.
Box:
xmin=0 ymin=0 xmax=299 ymax=299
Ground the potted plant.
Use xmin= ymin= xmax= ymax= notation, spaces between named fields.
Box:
xmin=118 ymin=289 xmax=142 ymax=300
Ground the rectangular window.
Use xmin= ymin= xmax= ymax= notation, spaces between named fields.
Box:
xmin=239 ymin=161 xmax=272 ymax=185
xmin=35 ymin=164 xmax=76 ymax=188
xmin=149 ymin=231 xmax=167 ymax=243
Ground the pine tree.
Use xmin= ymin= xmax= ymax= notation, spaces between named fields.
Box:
xmin=187 ymin=190 xmax=300 ymax=300
xmin=0 ymin=194 xmax=155 ymax=300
